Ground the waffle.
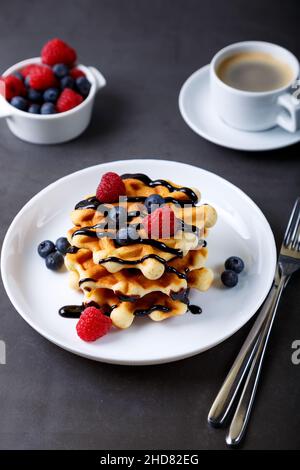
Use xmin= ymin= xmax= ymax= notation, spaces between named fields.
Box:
xmin=65 ymin=246 xmax=209 ymax=298
xmin=83 ymin=264 xmax=213 ymax=329
xmin=67 ymin=195 xmax=217 ymax=280
xmin=62 ymin=172 xmax=217 ymax=333
xmin=84 ymin=289 xmax=187 ymax=329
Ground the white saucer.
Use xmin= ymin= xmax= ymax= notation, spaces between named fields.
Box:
xmin=179 ymin=65 xmax=300 ymax=151
xmin=1 ymin=160 xmax=276 ymax=365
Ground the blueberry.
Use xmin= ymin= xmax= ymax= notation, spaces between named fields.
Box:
xmin=13 ymin=71 xmax=24 ymax=81
xmin=52 ymin=63 xmax=69 ymax=78
xmin=60 ymin=76 xmax=75 ymax=89
xmin=116 ymin=226 xmax=139 ymax=245
xmin=27 ymin=88 xmax=43 ymax=103
xmin=144 ymin=194 xmax=165 ymax=213
xmin=56 ymin=237 xmax=70 ymax=254
xmin=43 ymin=87 xmax=60 ymax=103
xmin=24 ymin=75 xmax=31 ymax=87
xmin=76 ymin=76 xmax=91 ymax=97
xmin=225 ymin=256 xmax=245 ymax=274
xmin=41 ymin=102 xmax=56 ymax=114
xmin=108 ymin=206 xmax=127 ymax=228
xmin=38 ymin=240 xmax=55 ymax=258
xmin=221 ymin=270 xmax=238 ymax=288
xmin=10 ymin=96 xmax=28 ymax=111
xmin=28 ymin=104 xmax=41 ymax=114
xmin=45 ymin=251 xmax=64 ymax=271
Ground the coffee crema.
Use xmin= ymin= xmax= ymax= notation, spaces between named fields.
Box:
xmin=216 ymin=51 xmax=294 ymax=92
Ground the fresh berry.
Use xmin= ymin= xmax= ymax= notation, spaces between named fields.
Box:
xmin=21 ymin=64 xmax=41 ymax=77
xmin=24 ymin=76 xmax=31 ymax=87
xmin=143 ymin=206 xmax=177 ymax=239
xmin=41 ymin=38 xmax=77 ymax=66
xmin=52 ymin=63 xmax=69 ymax=78
xmin=76 ymin=76 xmax=91 ymax=96
xmin=28 ymin=104 xmax=41 ymax=114
xmin=60 ymin=76 xmax=75 ymax=90
xmin=56 ymin=88 xmax=83 ymax=112
xmin=225 ymin=256 xmax=245 ymax=274
xmin=108 ymin=206 xmax=127 ymax=229
xmin=13 ymin=71 xmax=24 ymax=81
xmin=0 ymin=75 xmax=26 ymax=100
xmin=28 ymin=65 xmax=57 ymax=90
xmin=144 ymin=194 xmax=165 ymax=213
xmin=27 ymin=88 xmax=43 ymax=102
xmin=41 ymin=102 xmax=56 ymax=114
xmin=76 ymin=306 xmax=112 ymax=342
xmin=43 ymin=87 xmax=59 ymax=103
xmin=116 ymin=226 xmax=138 ymax=245
xmin=38 ymin=240 xmax=55 ymax=258
xmin=45 ymin=251 xmax=64 ymax=270
xmin=10 ymin=96 xmax=28 ymax=111
xmin=56 ymin=237 xmax=70 ymax=254
xmin=96 ymin=172 xmax=126 ymax=203
xmin=70 ymin=67 xmax=85 ymax=79
xmin=221 ymin=270 xmax=238 ymax=288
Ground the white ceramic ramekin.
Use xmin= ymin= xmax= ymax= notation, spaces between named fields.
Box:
xmin=0 ymin=57 xmax=106 ymax=144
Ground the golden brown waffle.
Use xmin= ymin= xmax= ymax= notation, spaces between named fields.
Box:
xmin=84 ymin=288 xmax=189 ymax=329
xmin=67 ymin=181 xmax=217 ymax=279
xmin=65 ymin=246 xmax=209 ymax=298
xmin=63 ymin=173 xmax=217 ymax=331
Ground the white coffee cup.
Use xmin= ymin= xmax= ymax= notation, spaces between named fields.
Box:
xmin=210 ymin=41 xmax=300 ymax=132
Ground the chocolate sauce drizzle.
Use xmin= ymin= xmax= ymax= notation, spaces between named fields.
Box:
xmin=78 ymin=277 xmax=96 ymax=287
xmin=66 ymin=246 xmax=79 ymax=254
xmin=72 ymin=222 xmax=183 ymax=257
xmin=59 ymin=305 xmax=84 ymax=318
xmin=58 ymin=300 xmax=201 ymax=318
xmin=75 ymin=196 xmax=100 ymax=210
xmin=134 ymin=305 xmax=170 ymax=317
xmin=98 ymin=253 xmax=188 ymax=279
xmin=74 ymin=173 xmax=198 ymax=211
xmin=58 ymin=303 xmax=171 ymax=318
xmin=121 ymin=173 xmax=199 ymax=204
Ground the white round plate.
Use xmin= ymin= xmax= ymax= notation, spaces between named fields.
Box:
xmin=1 ymin=160 xmax=276 ymax=365
xmin=179 ymin=65 xmax=300 ymax=151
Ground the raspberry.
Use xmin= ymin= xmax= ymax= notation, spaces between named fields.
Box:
xmin=28 ymin=65 xmax=57 ymax=90
xmin=70 ymin=67 xmax=85 ymax=79
xmin=56 ymin=88 xmax=83 ymax=112
xmin=0 ymin=75 xmax=26 ymax=100
xmin=96 ymin=172 xmax=126 ymax=203
xmin=21 ymin=64 xmax=41 ymax=77
xmin=41 ymin=38 xmax=77 ymax=66
xmin=76 ymin=306 xmax=112 ymax=342
xmin=143 ymin=206 xmax=177 ymax=239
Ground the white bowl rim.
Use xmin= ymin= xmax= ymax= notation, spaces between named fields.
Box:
xmin=1 ymin=57 xmax=97 ymax=119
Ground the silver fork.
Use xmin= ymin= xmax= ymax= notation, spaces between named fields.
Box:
xmin=208 ymin=197 xmax=300 ymax=446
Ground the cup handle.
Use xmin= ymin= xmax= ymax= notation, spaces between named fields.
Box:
xmin=0 ymin=96 xmax=13 ymax=118
xmin=276 ymin=93 xmax=300 ymax=132
xmin=88 ymin=66 xmax=106 ymax=92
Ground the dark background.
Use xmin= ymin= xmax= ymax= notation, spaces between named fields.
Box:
xmin=0 ymin=0 xmax=299 ymax=450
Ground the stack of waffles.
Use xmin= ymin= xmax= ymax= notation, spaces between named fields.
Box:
xmin=65 ymin=173 xmax=217 ymax=329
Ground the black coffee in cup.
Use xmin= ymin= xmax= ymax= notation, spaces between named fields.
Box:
xmin=216 ymin=51 xmax=293 ymax=92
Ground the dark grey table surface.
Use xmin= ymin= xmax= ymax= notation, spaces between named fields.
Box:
xmin=0 ymin=0 xmax=299 ymax=451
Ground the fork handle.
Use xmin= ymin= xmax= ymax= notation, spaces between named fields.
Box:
xmin=208 ymin=280 xmax=279 ymax=426
xmin=226 ymin=275 xmax=286 ymax=446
